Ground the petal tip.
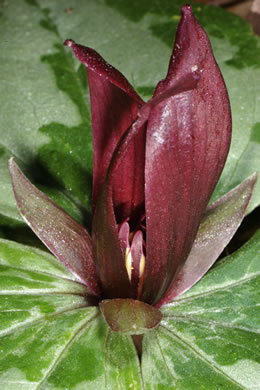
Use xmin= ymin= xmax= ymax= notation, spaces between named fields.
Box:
xmin=181 ymin=4 xmax=193 ymax=14
xmin=8 ymin=157 xmax=19 ymax=179
xmin=251 ymin=171 xmax=258 ymax=182
xmin=8 ymin=156 xmax=15 ymax=167
xmin=64 ymin=39 xmax=75 ymax=48
xmin=181 ymin=4 xmax=194 ymax=20
xmin=246 ymin=171 xmax=258 ymax=196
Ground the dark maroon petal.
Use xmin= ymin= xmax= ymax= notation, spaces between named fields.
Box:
xmin=156 ymin=173 xmax=257 ymax=307
xmin=142 ymin=5 xmax=232 ymax=305
xmin=92 ymin=178 xmax=132 ymax=299
xmin=92 ymin=71 xmax=197 ymax=299
xmin=9 ymin=158 xmax=100 ymax=297
xmin=99 ymin=299 xmax=162 ymax=334
xmin=92 ymin=116 xmax=147 ymax=299
xmin=64 ymin=39 xmax=145 ymax=221
xmin=92 ymin=151 xmax=131 ymax=298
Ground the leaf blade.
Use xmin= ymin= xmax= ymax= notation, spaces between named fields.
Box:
xmin=0 ymin=240 xmax=143 ymax=390
xmin=142 ymin=230 xmax=260 ymax=389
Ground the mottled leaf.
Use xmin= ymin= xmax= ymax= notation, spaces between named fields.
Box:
xmin=0 ymin=240 xmax=142 ymax=389
xmin=142 ymin=230 xmax=260 ymax=389
xmin=0 ymin=232 xmax=259 ymax=388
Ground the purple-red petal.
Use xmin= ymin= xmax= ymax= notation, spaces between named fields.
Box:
xmin=92 ymin=154 xmax=132 ymax=299
xmin=92 ymin=116 xmax=147 ymax=299
xmin=142 ymin=5 xmax=232 ymax=305
xmin=64 ymin=39 xmax=145 ymax=222
xmin=9 ymin=158 xmax=100 ymax=297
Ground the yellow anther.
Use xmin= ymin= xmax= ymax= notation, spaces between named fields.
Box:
xmin=139 ymin=254 xmax=145 ymax=278
xmin=137 ymin=254 xmax=146 ymax=299
xmin=125 ymin=248 xmax=133 ymax=281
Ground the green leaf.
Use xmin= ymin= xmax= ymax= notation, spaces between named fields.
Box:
xmin=1 ymin=231 xmax=259 ymax=388
xmin=142 ymin=230 xmax=260 ymax=389
xmin=0 ymin=239 xmax=143 ymax=389
xmin=0 ymin=0 xmax=93 ymax=227
xmin=0 ymin=0 xmax=259 ymax=229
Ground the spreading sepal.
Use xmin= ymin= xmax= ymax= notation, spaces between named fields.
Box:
xmin=8 ymin=158 xmax=100 ymax=297
xmin=158 ymin=172 xmax=257 ymax=307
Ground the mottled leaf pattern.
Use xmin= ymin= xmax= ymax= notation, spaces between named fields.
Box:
xmin=0 ymin=240 xmax=142 ymax=389
xmin=0 ymin=231 xmax=259 ymax=388
xmin=143 ymin=230 xmax=260 ymax=389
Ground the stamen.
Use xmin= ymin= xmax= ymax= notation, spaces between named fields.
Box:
xmin=139 ymin=254 xmax=145 ymax=278
xmin=125 ymin=247 xmax=133 ymax=281
xmin=119 ymin=221 xmax=131 ymax=281
xmin=118 ymin=220 xmax=146 ymax=297
xmin=137 ymin=254 xmax=146 ymax=299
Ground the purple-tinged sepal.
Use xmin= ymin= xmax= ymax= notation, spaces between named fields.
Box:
xmin=157 ymin=172 xmax=257 ymax=307
xmin=8 ymin=158 xmax=100 ymax=297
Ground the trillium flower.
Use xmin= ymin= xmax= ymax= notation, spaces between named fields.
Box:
xmin=9 ymin=6 xmax=256 ymax=334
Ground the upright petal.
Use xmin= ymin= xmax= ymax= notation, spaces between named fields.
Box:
xmin=143 ymin=6 xmax=232 ymax=304
xmin=64 ymin=40 xmax=145 ymax=222
xmin=92 ymin=176 xmax=132 ymax=299
xmin=9 ymin=158 xmax=100 ymax=297
xmin=92 ymin=115 xmax=147 ymax=299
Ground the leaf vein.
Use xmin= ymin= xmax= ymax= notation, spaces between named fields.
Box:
xmin=162 ymin=314 xmax=260 ymax=335
xmin=160 ymin=325 xmax=246 ymax=389
xmin=35 ymin=310 xmax=100 ymax=389
xmin=0 ymin=303 xmax=91 ymax=338
xmin=168 ymin=272 xmax=260 ymax=304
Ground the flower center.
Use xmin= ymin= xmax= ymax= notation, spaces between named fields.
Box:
xmin=119 ymin=221 xmax=146 ymax=299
